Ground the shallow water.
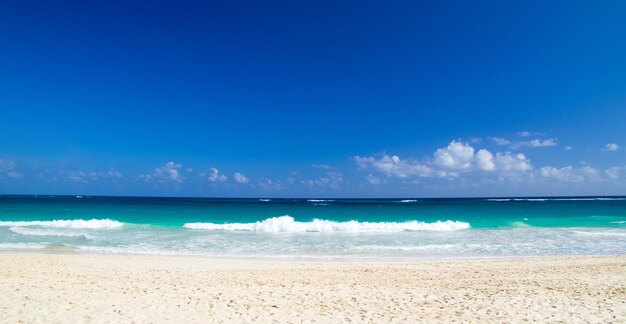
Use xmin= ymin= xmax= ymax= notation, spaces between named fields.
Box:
xmin=1 ymin=195 xmax=624 ymax=259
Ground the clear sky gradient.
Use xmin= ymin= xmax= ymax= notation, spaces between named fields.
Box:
xmin=1 ymin=1 xmax=625 ymax=197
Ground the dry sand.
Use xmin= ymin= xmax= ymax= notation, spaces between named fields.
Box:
xmin=1 ymin=253 xmax=625 ymax=323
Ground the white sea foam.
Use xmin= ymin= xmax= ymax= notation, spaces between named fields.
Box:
xmin=259 ymin=199 xmax=271 ymax=202
xmin=399 ymin=199 xmax=419 ymax=203
xmin=352 ymin=244 xmax=459 ymax=251
xmin=0 ymin=243 xmax=48 ymax=249
xmin=183 ymin=215 xmax=470 ymax=233
xmin=0 ymin=219 xmax=123 ymax=229
xmin=610 ymin=221 xmax=626 ymax=224
xmin=572 ymin=230 xmax=626 ymax=237
xmin=307 ymin=199 xmax=334 ymax=202
xmin=8 ymin=226 xmax=93 ymax=239
xmin=489 ymin=198 xmax=626 ymax=202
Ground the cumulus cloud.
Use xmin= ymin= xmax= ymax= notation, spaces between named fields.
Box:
xmin=233 ymin=172 xmax=249 ymax=184
xmin=538 ymin=166 xmax=600 ymax=183
xmin=434 ymin=141 xmax=475 ymax=170
xmin=312 ymin=164 xmax=331 ymax=170
xmin=492 ymin=152 xmax=532 ymax=172
xmin=518 ymin=131 xmax=531 ymax=137
xmin=140 ymin=162 xmax=184 ymax=183
xmin=355 ymin=141 xmax=532 ymax=181
xmin=202 ymin=167 xmax=227 ymax=182
xmin=475 ymin=149 xmax=495 ymax=171
xmin=605 ymin=143 xmax=619 ymax=151
xmin=0 ymin=159 xmax=23 ymax=179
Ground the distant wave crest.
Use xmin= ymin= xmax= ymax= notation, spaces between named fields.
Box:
xmin=183 ymin=215 xmax=470 ymax=233
xmin=487 ymin=197 xmax=625 ymax=202
xmin=0 ymin=219 xmax=123 ymax=229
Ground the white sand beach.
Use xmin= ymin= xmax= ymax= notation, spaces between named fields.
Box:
xmin=1 ymin=254 xmax=624 ymax=323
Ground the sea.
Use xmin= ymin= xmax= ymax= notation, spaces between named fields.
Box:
xmin=0 ymin=195 xmax=625 ymax=260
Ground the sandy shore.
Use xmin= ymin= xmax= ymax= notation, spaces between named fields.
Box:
xmin=1 ymin=254 xmax=624 ymax=323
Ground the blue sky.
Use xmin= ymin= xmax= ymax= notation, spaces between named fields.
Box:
xmin=1 ymin=1 xmax=625 ymax=197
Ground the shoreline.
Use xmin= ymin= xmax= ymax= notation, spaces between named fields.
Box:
xmin=1 ymin=253 xmax=624 ymax=322
xmin=1 ymin=248 xmax=625 ymax=262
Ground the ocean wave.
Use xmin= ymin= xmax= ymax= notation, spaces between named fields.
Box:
xmin=399 ymin=199 xmax=419 ymax=203
xmin=488 ymin=198 xmax=625 ymax=202
xmin=307 ymin=199 xmax=334 ymax=202
xmin=259 ymin=199 xmax=271 ymax=202
xmin=0 ymin=219 xmax=123 ymax=229
xmin=183 ymin=215 xmax=470 ymax=233
xmin=572 ymin=230 xmax=626 ymax=237
xmin=8 ymin=226 xmax=93 ymax=239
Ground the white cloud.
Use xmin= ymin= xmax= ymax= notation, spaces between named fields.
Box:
xmin=475 ymin=149 xmax=495 ymax=171
xmin=518 ymin=131 xmax=531 ymax=137
xmin=63 ymin=171 xmax=98 ymax=183
xmin=205 ymin=167 xmax=227 ymax=182
xmin=62 ymin=169 xmax=122 ymax=183
xmin=354 ymin=155 xmax=434 ymax=178
xmin=312 ymin=164 xmax=331 ymax=170
xmin=0 ymin=159 xmax=22 ymax=179
xmin=355 ymin=141 xmax=533 ymax=181
xmin=490 ymin=137 xmax=511 ymax=146
xmin=257 ymin=177 xmax=295 ymax=190
xmin=538 ymin=166 xmax=599 ymax=183
xmin=433 ymin=141 xmax=475 ymax=170
xmin=605 ymin=143 xmax=619 ymax=151
xmin=366 ymin=174 xmax=382 ymax=185
xmin=0 ymin=159 xmax=16 ymax=173
xmin=302 ymin=172 xmax=344 ymax=189
xmin=565 ymin=146 xmax=573 ymax=151
xmin=233 ymin=172 xmax=249 ymax=184
xmin=519 ymin=138 xmax=557 ymax=148
xmin=140 ymin=162 xmax=184 ymax=183
xmin=493 ymin=152 xmax=532 ymax=172
xmin=606 ymin=166 xmax=626 ymax=180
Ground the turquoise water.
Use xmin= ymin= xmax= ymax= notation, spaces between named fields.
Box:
xmin=1 ymin=195 xmax=625 ymax=259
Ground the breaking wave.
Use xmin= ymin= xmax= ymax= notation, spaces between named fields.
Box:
xmin=183 ymin=215 xmax=470 ymax=233
xmin=0 ymin=219 xmax=123 ymax=229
